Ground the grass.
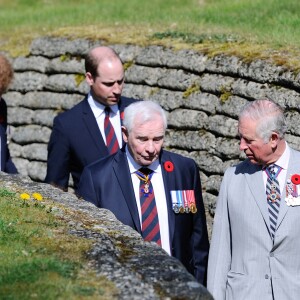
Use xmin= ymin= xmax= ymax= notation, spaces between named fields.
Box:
xmin=0 ymin=0 xmax=300 ymax=63
xmin=0 ymin=188 xmax=117 ymax=299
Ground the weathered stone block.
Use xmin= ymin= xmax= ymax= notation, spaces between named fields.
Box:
xmin=168 ymin=109 xmax=208 ymax=129
xmin=12 ymin=72 xmax=47 ymax=92
xmin=12 ymin=125 xmax=51 ymax=144
xmin=13 ymin=56 xmax=49 ymax=73
xmin=45 ymin=74 xmax=89 ymax=94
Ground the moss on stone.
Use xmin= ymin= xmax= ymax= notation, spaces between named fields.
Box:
xmin=183 ymin=83 xmax=200 ymax=98
xmin=220 ymin=91 xmax=232 ymax=103
xmin=74 ymin=74 xmax=85 ymax=86
xmin=123 ymin=60 xmax=134 ymax=71
xmin=149 ymin=87 xmax=160 ymax=96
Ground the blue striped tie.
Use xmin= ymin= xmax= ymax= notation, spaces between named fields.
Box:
xmin=266 ymin=164 xmax=281 ymax=240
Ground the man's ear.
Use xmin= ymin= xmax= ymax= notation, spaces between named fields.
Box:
xmin=122 ymin=126 xmax=129 ymax=143
xmin=270 ymin=132 xmax=280 ymax=148
xmin=85 ymin=72 xmax=94 ymax=86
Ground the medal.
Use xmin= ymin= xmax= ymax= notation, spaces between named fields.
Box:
xmin=179 ymin=206 xmax=185 ymax=214
xmin=170 ymin=190 xmax=198 ymax=214
xmin=173 ymin=204 xmax=180 ymax=214
xmin=144 ymin=183 xmax=149 ymax=194
xmin=267 ymin=191 xmax=279 ymax=203
xmin=190 ymin=204 xmax=197 ymax=214
xmin=135 ymin=169 xmax=153 ymax=197
xmin=286 ymin=175 xmax=300 ymax=206
xmin=184 ymin=206 xmax=190 ymax=213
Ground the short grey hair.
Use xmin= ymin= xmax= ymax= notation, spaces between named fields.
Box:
xmin=123 ymin=101 xmax=167 ymax=133
xmin=239 ymin=99 xmax=287 ymax=142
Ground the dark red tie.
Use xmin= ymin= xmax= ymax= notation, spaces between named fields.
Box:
xmin=136 ymin=168 xmax=161 ymax=246
xmin=104 ymin=107 xmax=119 ymax=155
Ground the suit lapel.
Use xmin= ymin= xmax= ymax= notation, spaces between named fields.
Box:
xmin=113 ymin=149 xmax=141 ymax=233
xmin=81 ymin=98 xmax=109 ymax=154
xmin=244 ymin=162 xmax=272 ymax=235
xmin=276 ymin=148 xmax=300 ymax=229
xmin=160 ymin=151 xmax=175 ymax=245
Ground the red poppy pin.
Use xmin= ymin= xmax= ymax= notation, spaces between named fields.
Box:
xmin=291 ymin=174 xmax=300 ymax=185
xmin=120 ymin=111 xmax=124 ymax=120
xmin=164 ymin=161 xmax=174 ymax=172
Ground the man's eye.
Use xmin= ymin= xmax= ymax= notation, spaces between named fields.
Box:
xmin=103 ymin=82 xmax=114 ymax=87
xmin=154 ymin=137 xmax=163 ymax=142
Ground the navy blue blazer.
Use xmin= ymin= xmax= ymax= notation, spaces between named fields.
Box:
xmin=0 ymin=98 xmax=17 ymax=174
xmin=78 ymin=148 xmax=209 ymax=284
xmin=45 ymin=96 xmax=139 ymax=191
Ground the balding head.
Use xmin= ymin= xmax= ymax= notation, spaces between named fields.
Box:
xmin=85 ymin=46 xmax=122 ymax=78
xmin=85 ymin=46 xmax=125 ymax=106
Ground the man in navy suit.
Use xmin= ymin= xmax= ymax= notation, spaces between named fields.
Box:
xmin=45 ymin=46 xmax=138 ymax=191
xmin=78 ymin=101 xmax=209 ymax=284
xmin=0 ymin=54 xmax=18 ymax=174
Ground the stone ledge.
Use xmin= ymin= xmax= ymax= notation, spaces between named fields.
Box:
xmin=0 ymin=173 xmax=212 ymax=299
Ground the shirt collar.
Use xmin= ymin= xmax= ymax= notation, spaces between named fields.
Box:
xmin=125 ymin=146 xmax=161 ymax=174
xmin=275 ymin=141 xmax=290 ymax=171
xmin=87 ymin=92 xmax=118 ymax=117
xmin=263 ymin=141 xmax=290 ymax=171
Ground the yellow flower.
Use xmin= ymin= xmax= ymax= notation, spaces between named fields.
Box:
xmin=32 ymin=193 xmax=43 ymax=201
xmin=20 ymin=193 xmax=30 ymax=200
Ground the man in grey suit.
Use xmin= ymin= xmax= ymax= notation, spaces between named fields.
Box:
xmin=208 ymin=99 xmax=300 ymax=300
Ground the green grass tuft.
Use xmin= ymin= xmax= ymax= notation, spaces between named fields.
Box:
xmin=0 ymin=188 xmax=118 ymax=299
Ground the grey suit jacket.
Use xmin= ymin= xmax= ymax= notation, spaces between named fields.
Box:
xmin=207 ymin=147 xmax=300 ymax=300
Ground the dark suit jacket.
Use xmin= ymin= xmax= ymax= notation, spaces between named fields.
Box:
xmin=0 ymin=98 xmax=17 ymax=174
xmin=77 ymin=147 xmax=209 ymax=284
xmin=45 ymin=96 xmax=138 ymax=191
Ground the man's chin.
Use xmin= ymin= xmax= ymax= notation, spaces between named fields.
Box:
xmin=107 ymin=97 xmax=120 ymax=104
xmin=247 ymin=157 xmax=259 ymax=165
xmin=141 ymin=157 xmax=157 ymax=165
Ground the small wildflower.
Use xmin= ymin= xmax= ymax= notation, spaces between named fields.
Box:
xmin=20 ymin=193 xmax=30 ymax=200
xmin=32 ymin=193 xmax=43 ymax=201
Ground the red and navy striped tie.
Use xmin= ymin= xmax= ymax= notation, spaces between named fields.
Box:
xmin=136 ymin=168 xmax=161 ymax=246
xmin=104 ymin=107 xmax=119 ymax=155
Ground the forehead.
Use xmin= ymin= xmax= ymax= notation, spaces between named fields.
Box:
xmin=238 ymin=117 xmax=259 ymax=137
xmin=131 ymin=116 xmax=165 ymax=135
xmin=97 ymin=59 xmax=124 ymax=80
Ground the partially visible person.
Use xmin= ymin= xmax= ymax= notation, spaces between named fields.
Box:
xmin=45 ymin=46 xmax=139 ymax=191
xmin=78 ymin=100 xmax=209 ymax=284
xmin=208 ymin=99 xmax=300 ymax=300
xmin=0 ymin=54 xmax=18 ymax=174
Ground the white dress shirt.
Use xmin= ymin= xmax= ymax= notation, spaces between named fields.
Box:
xmin=125 ymin=147 xmax=171 ymax=255
xmin=87 ymin=93 xmax=122 ymax=148
xmin=263 ymin=142 xmax=290 ymax=195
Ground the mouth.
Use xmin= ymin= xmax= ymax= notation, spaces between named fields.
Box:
xmin=142 ymin=155 xmax=156 ymax=160
xmin=244 ymin=152 xmax=254 ymax=159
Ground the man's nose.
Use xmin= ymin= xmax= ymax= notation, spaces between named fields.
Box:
xmin=112 ymin=82 xmax=122 ymax=94
xmin=145 ymin=141 xmax=155 ymax=152
xmin=239 ymin=138 xmax=248 ymax=151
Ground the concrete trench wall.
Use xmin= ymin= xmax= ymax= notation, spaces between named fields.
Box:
xmin=3 ymin=36 xmax=300 ymax=232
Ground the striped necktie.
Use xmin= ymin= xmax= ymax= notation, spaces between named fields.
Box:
xmin=266 ymin=164 xmax=281 ymax=240
xmin=135 ymin=168 xmax=161 ymax=246
xmin=104 ymin=107 xmax=119 ymax=155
